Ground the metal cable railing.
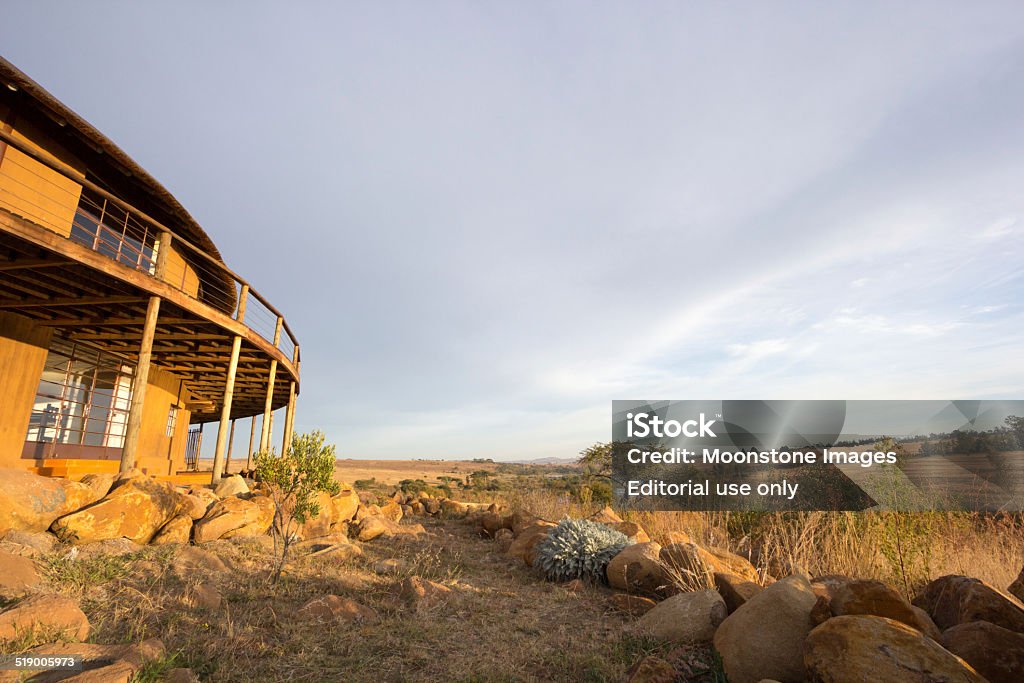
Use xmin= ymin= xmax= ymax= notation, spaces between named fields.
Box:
xmin=0 ymin=129 xmax=300 ymax=366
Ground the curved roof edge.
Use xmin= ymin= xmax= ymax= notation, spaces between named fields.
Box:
xmin=0 ymin=56 xmax=226 ymax=265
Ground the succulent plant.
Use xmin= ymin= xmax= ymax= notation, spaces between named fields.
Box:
xmin=532 ymin=518 xmax=629 ymax=583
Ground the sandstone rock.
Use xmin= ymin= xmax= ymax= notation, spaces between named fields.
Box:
xmin=151 ymin=514 xmax=193 ymax=545
xmin=664 ymin=530 xmax=693 ymax=545
xmin=589 ymin=506 xmax=623 ymax=524
xmin=1009 ymin=565 xmax=1024 ymax=603
xmin=611 ymin=521 xmax=650 ymax=543
xmin=0 ymin=550 xmax=40 ymax=599
xmin=714 ymin=572 xmax=762 ymax=614
xmin=440 ymin=499 xmax=469 ymax=517
xmin=181 ymin=494 xmax=212 ymax=521
xmin=373 ymin=558 xmax=404 ymax=575
xmin=0 ymin=594 xmax=90 ymax=642
xmin=607 ymin=542 xmax=668 ymax=596
xmin=713 ymin=573 xmax=818 ymax=683
xmin=911 ymin=605 xmax=943 ymax=641
xmin=632 ymin=589 xmax=727 ymax=643
xmin=297 ymin=492 xmax=334 ymax=539
xmin=661 ymin=543 xmax=757 ymax=590
xmin=332 ymin=489 xmax=360 ymax=523
xmin=357 ymin=515 xmax=425 ymax=542
xmin=410 ymin=501 xmax=425 ymax=516
xmin=510 ymin=510 xmax=540 ymax=536
xmin=830 ymin=579 xmax=938 ymax=637
xmin=811 ymin=574 xmax=854 ymax=601
xmin=624 ymin=656 xmax=675 ymax=683
xmin=13 ymin=638 xmax=165 ymax=681
xmin=172 ymin=546 xmax=229 ymax=575
xmin=0 ymin=468 xmax=108 ymax=535
xmin=912 ymin=574 xmax=1024 ymax=633
xmin=78 ymin=473 xmax=115 ymax=501
xmin=1 ymin=529 xmax=57 ymax=556
xmin=213 ymin=474 xmax=249 ymax=498
xmin=307 ymin=542 xmax=363 ymax=562
xmin=193 ymin=495 xmax=273 ymax=543
xmin=493 ymin=527 xmax=514 ymax=552
xmin=399 ymin=576 xmax=451 ymax=609
xmin=188 ymin=486 xmax=220 ymax=508
xmin=51 ymin=476 xmax=185 ymax=544
xmin=422 ymin=498 xmax=441 ymax=515
xmin=481 ymin=511 xmax=512 ymax=536
xmin=295 ymin=533 xmax=350 ymax=552
xmin=379 ymin=501 xmax=403 ymax=523
xmin=183 ymin=583 xmax=222 ymax=610
xmin=941 ymin=620 xmax=1024 ymax=683
xmin=299 ymin=594 xmax=379 ymax=623
xmin=166 ymin=668 xmax=200 ymax=683
xmin=401 ymin=504 xmax=413 ymax=517
xmin=506 ymin=521 xmax=555 ymax=566
xmin=804 ymin=615 xmax=984 ymax=683
xmin=610 ymin=593 xmax=659 ymax=617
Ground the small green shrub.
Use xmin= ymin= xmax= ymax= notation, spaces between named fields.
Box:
xmin=354 ymin=478 xmax=377 ymax=490
xmin=533 ymin=518 xmax=629 ymax=583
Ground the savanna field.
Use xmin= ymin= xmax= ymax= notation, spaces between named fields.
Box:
xmin=0 ymin=456 xmax=1022 ymax=682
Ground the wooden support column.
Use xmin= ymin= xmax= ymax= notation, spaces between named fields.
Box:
xmin=155 ymin=230 xmax=172 ymax=278
xmin=121 ymin=295 xmax=161 ymax=473
xmin=212 ymin=335 xmax=243 ymax=482
xmin=258 ymin=316 xmax=283 ymax=454
xmin=246 ymin=414 xmax=258 ymax=471
xmin=225 ymin=418 xmax=236 ymax=473
xmin=281 ymin=381 xmax=296 ymax=455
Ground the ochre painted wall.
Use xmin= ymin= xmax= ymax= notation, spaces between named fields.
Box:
xmin=0 ymin=105 xmax=85 ymax=237
xmin=135 ymin=365 xmax=192 ymax=476
xmin=0 ymin=311 xmax=52 ymax=467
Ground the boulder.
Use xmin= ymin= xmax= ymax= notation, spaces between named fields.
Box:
xmin=0 ymin=529 xmax=56 ymax=557
xmin=589 ymin=506 xmax=623 ymax=524
xmin=78 ymin=473 xmax=115 ymax=501
xmin=713 ymin=573 xmax=818 ymax=683
xmin=506 ymin=521 xmax=556 ymax=566
xmin=631 ymin=589 xmax=727 ymax=643
xmin=379 ymin=501 xmax=403 ymax=523
xmin=0 ymin=550 xmax=41 ymax=599
xmin=151 ymin=514 xmax=193 ymax=545
xmin=0 ymin=594 xmax=90 ymax=642
xmin=51 ymin=476 xmax=185 ymax=544
xmin=661 ymin=542 xmax=758 ymax=586
xmin=607 ymin=542 xmax=668 ymax=596
xmin=664 ymin=530 xmax=693 ymax=545
xmin=12 ymin=638 xmax=164 ymax=681
xmin=0 ymin=468 xmax=108 ymax=535
xmin=912 ymin=575 xmax=1024 ymax=633
xmin=193 ymin=495 xmax=274 ymax=543
xmin=172 ymin=546 xmax=229 ymax=575
xmin=610 ymin=593 xmax=658 ymax=617
xmin=410 ymin=501 xmax=425 ymax=516
xmin=493 ymin=527 xmax=514 ymax=552
xmin=481 ymin=511 xmax=511 ymax=536
xmin=299 ymin=595 xmax=379 ymax=622
xmin=399 ymin=576 xmax=451 ymax=609
xmin=182 ymin=583 xmax=222 ymax=610
xmin=422 ymin=498 xmax=441 ymax=516
xmin=831 ymin=579 xmax=938 ymax=637
xmin=357 ymin=515 xmax=425 ymax=542
xmin=181 ymin=494 xmax=212 ymax=521
xmin=611 ymin=521 xmax=650 ymax=543
xmin=714 ymin=572 xmax=762 ymax=614
xmin=440 ymin=499 xmax=469 ymax=517
xmin=306 ymin=542 xmax=363 ymax=562
xmin=213 ymin=474 xmax=249 ymax=498
xmin=804 ymin=615 xmax=985 ymax=683
xmin=624 ymin=656 xmax=675 ymax=683
xmin=298 ymin=492 xmax=335 ymax=539
xmin=332 ymin=489 xmax=360 ymax=523
xmin=1008 ymin=565 xmax=1024 ymax=603
xmin=941 ymin=620 xmax=1024 ymax=683
xmin=510 ymin=510 xmax=540 ymax=536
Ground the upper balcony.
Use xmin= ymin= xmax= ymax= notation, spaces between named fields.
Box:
xmin=0 ymin=64 xmax=298 ymax=424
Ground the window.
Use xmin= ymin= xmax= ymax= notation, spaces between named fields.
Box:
xmin=26 ymin=339 xmax=134 ymax=452
xmin=166 ymin=406 xmax=178 ymax=437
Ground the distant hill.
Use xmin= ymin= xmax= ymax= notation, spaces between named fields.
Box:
xmin=509 ymin=456 xmax=578 ymax=465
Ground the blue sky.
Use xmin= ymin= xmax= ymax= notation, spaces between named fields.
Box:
xmin=3 ymin=2 xmax=1024 ymax=459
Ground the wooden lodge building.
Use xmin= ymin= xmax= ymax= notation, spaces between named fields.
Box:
xmin=0 ymin=58 xmax=299 ymax=485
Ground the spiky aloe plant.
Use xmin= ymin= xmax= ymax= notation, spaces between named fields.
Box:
xmin=532 ymin=518 xmax=629 ymax=583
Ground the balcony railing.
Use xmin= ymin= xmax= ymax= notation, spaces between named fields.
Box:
xmin=0 ymin=128 xmax=299 ymax=366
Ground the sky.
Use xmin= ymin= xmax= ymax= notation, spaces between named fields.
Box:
xmin=3 ymin=2 xmax=1024 ymax=460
